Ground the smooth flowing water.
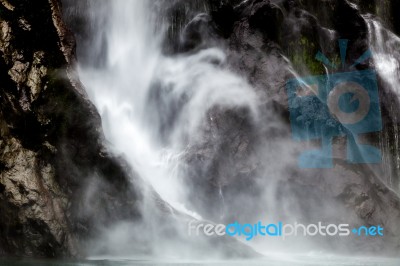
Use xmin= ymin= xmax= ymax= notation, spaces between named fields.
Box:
xmin=78 ymin=0 xmax=258 ymax=217
xmin=75 ymin=0 xmax=262 ymax=258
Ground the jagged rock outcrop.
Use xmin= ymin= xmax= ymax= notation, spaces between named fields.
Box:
xmin=0 ymin=0 xmax=142 ymax=257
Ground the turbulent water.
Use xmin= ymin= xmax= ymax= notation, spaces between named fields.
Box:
xmin=55 ymin=0 xmax=400 ymax=263
xmin=74 ymin=0 xmax=261 ymax=258
xmin=78 ymin=0 xmax=257 ymax=217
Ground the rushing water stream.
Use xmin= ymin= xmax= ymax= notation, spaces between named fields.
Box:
xmin=366 ymin=16 xmax=400 ymax=192
xmin=78 ymin=0 xmax=258 ymax=217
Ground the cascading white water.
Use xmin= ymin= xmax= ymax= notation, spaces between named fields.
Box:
xmin=78 ymin=0 xmax=259 ymax=234
xmin=367 ymin=18 xmax=400 ymax=100
xmin=364 ymin=16 xmax=400 ymax=192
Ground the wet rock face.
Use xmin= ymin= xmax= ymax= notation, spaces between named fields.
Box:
xmin=0 ymin=0 xmax=141 ymax=258
xmin=0 ymin=137 xmax=72 ymax=257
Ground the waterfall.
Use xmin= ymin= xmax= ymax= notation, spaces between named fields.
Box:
xmin=364 ymin=15 xmax=400 ymax=193
xmin=74 ymin=0 xmax=261 ymax=257
xmin=59 ymin=0 xmax=400 ymax=261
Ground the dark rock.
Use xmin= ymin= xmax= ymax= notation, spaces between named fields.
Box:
xmin=391 ymin=0 xmax=400 ymax=35
xmin=0 ymin=0 xmax=142 ymax=258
